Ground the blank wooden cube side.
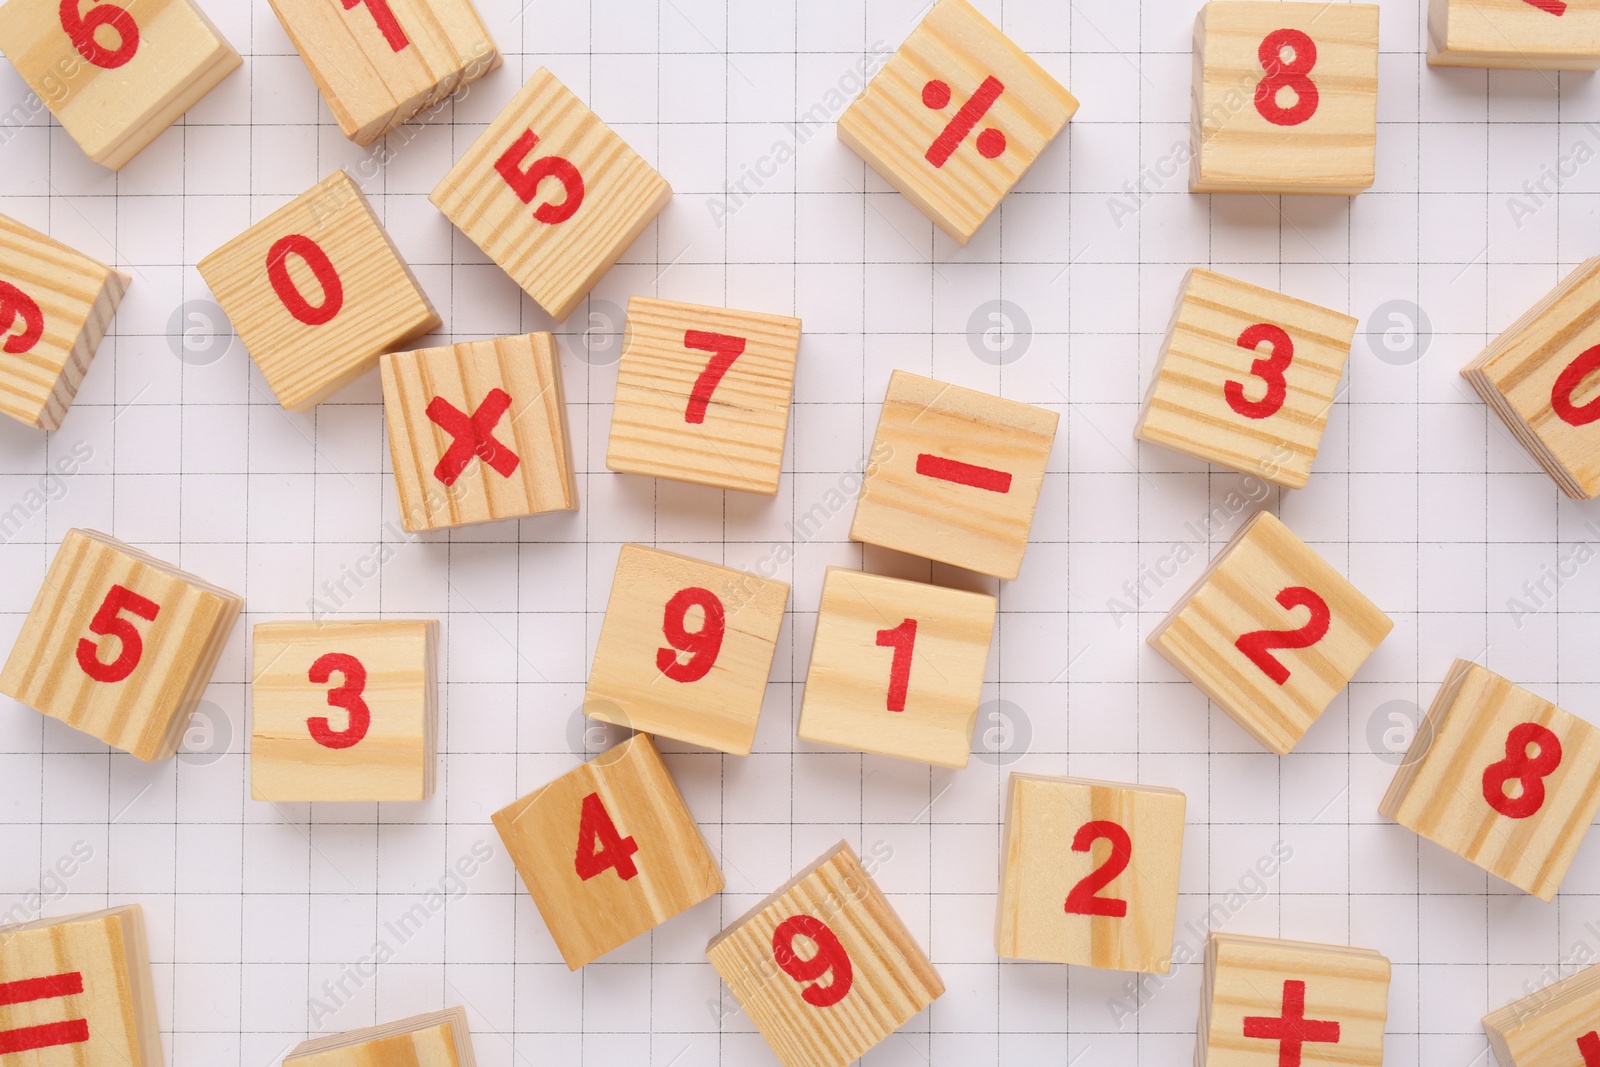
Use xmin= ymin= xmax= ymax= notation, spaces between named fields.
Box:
xmin=1430 ymin=0 xmax=1600 ymax=69
xmin=284 ymin=1005 xmax=476 ymax=1066
xmin=1484 ymin=961 xmax=1600 ymax=1066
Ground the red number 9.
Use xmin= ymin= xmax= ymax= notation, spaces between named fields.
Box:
xmin=772 ymin=915 xmax=854 ymax=1008
xmin=657 ymin=586 xmax=725 ymax=683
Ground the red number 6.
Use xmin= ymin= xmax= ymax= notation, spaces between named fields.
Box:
xmin=60 ymin=0 xmax=140 ymax=70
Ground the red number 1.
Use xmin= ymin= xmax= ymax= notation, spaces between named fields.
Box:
xmin=683 ymin=331 xmax=747 ymax=424
xmin=307 ymin=653 xmax=371 ymax=750
xmin=342 ymin=0 xmax=410 ymax=51
xmin=875 ymin=619 xmax=917 ymax=713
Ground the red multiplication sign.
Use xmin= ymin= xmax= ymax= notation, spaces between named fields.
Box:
xmin=427 ymin=389 xmax=521 ymax=487
xmin=915 ymin=454 xmax=1013 ymax=494
xmin=0 ymin=971 xmax=89 ymax=1054
xmin=1241 ymin=980 xmax=1340 ymax=1066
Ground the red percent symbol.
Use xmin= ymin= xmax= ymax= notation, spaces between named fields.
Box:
xmin=923 ymin=76 xmax=1008 ymax=168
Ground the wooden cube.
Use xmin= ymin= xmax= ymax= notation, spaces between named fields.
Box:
xmin=1136 ymin=269 xmax=1357 ymax=490
xmin=0 ymin=529 xmax=242 ymax=762
xmin=1430 ymin=0 xmax=1600 ymax=69
xmin=837 ymin=0 xmax=1077 ymax=245
xmin=251 ymin=619 xmax=438 ymax=802
xmin=585 ymin=544 xmax=788 ymax=757
xmin=1198 ymin=933 xmax=1390 ymax=1067
xmin=1463 ymin=257 xmax=1600 ymax=500
xmin=706 ymin=841 xmax=943 ymax=1067
xmin=284 ymin=1006 xmax=476 ymax=1066
xmin=1191 ymin=2 xmax=1380 ymax=195
xmin=1148 ymin=512 xmax=1392 ymax=756
xmin=198 ymin=170 xmax=440 ymax=412
xmin=0 ymin=905 xmax=161 ymax=1065
xmin=798 ymin=567 xmax=996 ymax=769
xmin=380 ymin=331 xmax=576 ymax=533
xmin=1484 ymin=961 xmax=1600 ymax=1066
xmin=430 ymin=68 xmax=671 ymax=322
xmin=0 ymin=0 xmax=239 ymax=169
xmin=850 ymin=370 xmax=1059 ymax=580
xmin=606 ymin=297 xmax=801 ymax=495
xmin=491 ymin=733 xmax=721 ymax=969
xmin=1380 ymin=659 xmax=1600 ymax=901
xmin=996 ymin=773 xmax=1186 ymax=974
xmin=267 ymin=0 xmax=500 ymax=146
xmin=0 ymin=213 xmax=128 ymax=430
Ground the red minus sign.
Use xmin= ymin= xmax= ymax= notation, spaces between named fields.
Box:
xmin=916 ymin=454 xmax=1012 ymax=494
xmin=0 ymin=1018 xmax=90 ymax=1053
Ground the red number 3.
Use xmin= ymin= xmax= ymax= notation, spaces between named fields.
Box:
xmin=60 ymin=0 xmax=140 ymax=70
xmin=1226 ymin=324 xmax=1294 ymax=420
xmin=1254 ymin=29 xmax=1319 ymax=127
xmin=1482 ymin=722 xmax=1562 ymax=819
xmin=76 ymin=584 xmax=160 ymax=683
xmin=307 ymin=653 xmax=370 ymax=750
xmin=1235 ymin=586 xmax=1331 ymax=685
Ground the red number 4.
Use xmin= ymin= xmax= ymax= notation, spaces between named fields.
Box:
xmin=575 ymin=792 xmax=639 ymax=882
xmin=1065 ymin=820 xmax=1132 ymax=918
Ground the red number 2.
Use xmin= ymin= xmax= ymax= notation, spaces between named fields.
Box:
xmin=657 ymin=586 xmax=725 ymax=683
xmin=1254 ymin=29 xmax=1319 ymax=127
xmin=1553 ymin=344 xmax=1600 ymax=427
xmin=1064 ymin=820 xmax=1132 ymax=918
xmin=60 ymin=0 xmax=139 ymax=70
xmin=875 ymin=619 xmax=917 ymax=713
xmin=76 ymin=584 xmax=160 ymax=683
xmin=496 ymin=130 xmax=585 ymax=225
xmin=1482 ymin=722 xmax=1562 ymax=819
xmin=575 ymin=792 xmax=639 ymax=881
xmin=1235 ymin=586 xmax=1331 ymax=686
xmin=341 ymin=0 xmax=409 ymax=52
xmin=772 ymin=915 xmax=853 ymax=1008
xmin=683 ymin=331 xmax=747 ymax=424
xmin=267 ymin=235 xmax=344 ymax=326
xmin=1226 ymin=323 xmax=1294 ymax=420
xmin=306 ymin=653 xmax=370 ymax=750
xmin=0 ymin=281 xmax=44 ymax=356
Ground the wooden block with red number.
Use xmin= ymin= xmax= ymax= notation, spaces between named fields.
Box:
xmin=797 ymin=567 xmax=996 ymax=769
xmin=0 ymin=0 xmax=239 ymax=169
xmin=996 ymin=773 xmax=1186 ymax=974
xmin=1148 ymin=511 xmax=1392 ymax=756
xmin=585 ymin=544 xmax=788 ymax=757
xmin=1198 ymin=932 xmax=1390 ymax=1066
xmin=1463 ymin=257 xmax=1600 ymax=500
xmin=283 ymin=1006 xmax=476 ymax=1067
xmin=1136 ymin=269 xmax=1357 ymax=490
xmin=1191 ymin=2 xmax=1380 ymax=195
xmin=706 ymin=841 xmax=943 ymax=1067
xmin=837 ymin=0 xmax=1078 ymax=245
xmin=251 ymin=619 xmax=438 ymax=803
xmin=380 ymin=331 xmax=576 ymax=532
xmin=198 ymin=170 xmax=440 ymax=412
xmin=1485 ymin=960 xmax=1600 ymax=1066
xmin=430 ymin=68 xmax=671 ymax=322
xmin=850 ymin=370 xmax=1059 ymax=580
xmin=0 ymin=213 xmax=128 ymax=430
xmin=491 ymin=733 xmax=721 ymax=969
xmin=267 ymin=0 xmax=500 ymax=146
xmin=606 ymin=297 xmax=802 ymax=495
xmin=1430 ymin=0 xmax=1600 ymax=69
xmin=1380 ymin=659 xmax=1600 ymax=901
xmin=0 ymin=529 xmax=242 ymax=762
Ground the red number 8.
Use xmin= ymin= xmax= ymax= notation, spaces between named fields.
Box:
xmin=1482 ymin=722 xmax=1562 ymax=819
xmin=1255 ymin=29 xmax=1319 ymax=127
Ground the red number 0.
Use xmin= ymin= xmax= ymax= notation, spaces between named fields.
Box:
xmin=1482 ymin=722 xmax=1562 ymax=819
xmin=772 ymin=915 xmax=853 ymax=1007
xmin=575 ymin=792 xmax=639 ymax=881
xmin=267 ymin=235 xmax=344 ymax=326
xmin=1235 ymin=586 xmax=1331 ymax=686
xmin=496 ymin=130 xmax=585 ymax=225
xmin=1064 ymin=820 xmax=1132 ymax=918
xmin=875 ymin=619 xmax=917 ymax=713
xmin=342 ymin=0 xmax=409 ymax=51
xmin=657 ymin=586 xmax=725 ymax=683
xmin=683 ymin=330 xmax=747 ymax=424
xmin=1226 ymin=323 xmax=1294 ymax=420
xmin=1254 ymin=29 xmax=1319 ymax=127
xmin=306 ymin=653 xmax=370 ymax=750
xmin=0 ymin=281 xmax=44 ymax=356
xmin=60 ymin=0 xmax=139 ymax=70
xmin=76 ymin=584 xmax=160 ymax=683
xmin=1553 ymin=344 xmax=1600 ymax=427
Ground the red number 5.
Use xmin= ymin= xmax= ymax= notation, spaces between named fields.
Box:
xmin=772 ymin=915 xmax=853 ymax=1007
xmin=1226 ymin=323 xmax=1294 ymax=420
xmin=1064 ymin=820 xmax=1132 ymax=918
xmin=307 ymin=653 xmax=370 ymax=750
xmin=496 ymin=130 xmax=585 ymax=225
xmin=1235 ymin=586 xmax=1331 ymax=686
xmin=60 ymin=0 xmax=140 ymax=70
xmin=76 ymin=584 xmax=160 ymax=683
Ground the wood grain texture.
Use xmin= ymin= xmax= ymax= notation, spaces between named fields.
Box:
xmin=797 ymin=567 xmax=996 ymax=769
xmin=0 ymin=905 xmax=162 ymax=1066
xmin=606 ymin=297 xmax=802 ymax=495
xmin=251 ymin=619 xmax=438 ymax=802
xmin=1199 ymin=933 xmax=1390 ymax=1066
xmin=284 ymin=1006 xmax=475 ymax=1067
xmin=0 ymin=213 xmax=128 ymax=430
xmin=996 ymin=773 xmax=1186 ymax=974
xmin=380 ymin=331 xmax=576 ymax=532
xmin=1136 ymin=268 xmax=1357 ymax=490
xmin=1484 ymin=960 xmax=1600 ymax=1065
xmin=1462 ymin=256 xmax=1600 ymax=499
xmin=1148 ymin=511 xmax=1392 ymax=756
xmin=491 ymin=734 xmax=722 ymax=969
xmin=1430 ymin=0 xmax=1600 ymax=69
xmin=585 ymin=544 xmax=788 ymax=756
xmin=429 ymin=67 xmax=672 ymax=321
xmin=1190 ymin=2 xmax=1379 ymax=195
xmin=850 ymin=369 xmax=1059 ymax=580
xmin=266 ymin=0 xmax=499 ymax=145
xmin=0 ymin=529 xmax=242 ymax=762
xmin=198 ymin=170 xmax=440 ymax=412
xmin=1379 ymin=659 xmax=1600 ymax=901
xmin=0 ymin=0 xmax=239 ymax=169
xmin=836 ymin=0 xmax=1077 ymax=245
xmin=706 ymin=841 xmax=943 ymax=1067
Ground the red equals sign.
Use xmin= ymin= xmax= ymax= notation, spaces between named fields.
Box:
xmin=916 ymin=454 xmax=1012 ymax=494
xmin=0 ymin=971 xmax=89 ymax=1053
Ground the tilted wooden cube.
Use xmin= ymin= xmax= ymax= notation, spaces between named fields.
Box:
xmin=1485 ymin=960 xmax=1600 ymax=1066
xmin=0 ymin=0 xmax=239 ymax=169
xmin=430 ymin=68 xmax=671 ymax=322
xmin=0 ymin=213 xmax=128 ymax=430
xmin=1430 ymin=0 xmax=1600 ymax=69
xmin=283 ymin=1006 xmax=476 ymax=1066
xmin=1380 ymin=659 xmax=1600 ymax=901
xmin=1136 ymin=268 xmax=1357 ymax=490
xmin=706 ymin=841 xmax=943 ymax=1067
xmin=0 ymin=529 xmax=242 ymax=761
xmin=1148 ymin=512 xmax=1392 ymax=755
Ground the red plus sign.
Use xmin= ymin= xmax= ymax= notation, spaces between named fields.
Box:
xmin=426 ymin=389 xmax=521 ymax=487
xmin=1579 ymin=1030 xmax=1600 ymax=1066
xmin=1241 ymin=980 xmax=1341 ymax=1067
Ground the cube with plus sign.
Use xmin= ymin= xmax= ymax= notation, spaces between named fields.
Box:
xmin=1485 ymin=960 xmax=1600 ymax=1066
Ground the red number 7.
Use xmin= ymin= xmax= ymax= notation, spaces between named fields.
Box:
xmin=1521 ymin=0 xmax=1567 ymax=15
xmin=684 ymin=330 xmax=747 ymax=424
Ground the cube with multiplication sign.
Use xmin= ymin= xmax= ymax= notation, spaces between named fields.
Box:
xmin=283 ymin=1006 xmax=477 ymax=1066
xmin=1484 ymin=960 xmax=1600 ymax=1066
xmin=1430 ymin=0 xmax=1600 ymax=69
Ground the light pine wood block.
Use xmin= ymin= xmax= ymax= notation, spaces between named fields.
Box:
xmin=380 ymin=331 xmax=576 ymax=532
xmin=430 ymin=68 xmax=671 ymax=321
xmin=1484 ymin=960 xmax=1600 ymax=1066
xmin=1148 ymin=512 xmax=1392 ymax=756
xmin=996 ymin=773 xmax=1186 ymax=974
xmin=251 ymin=619 xmax=438 ymax=803
xmin=491 ymin=733 xmax=722 ymax=969
xmin=0 ymin=0 xmax=239 ymax=169
xmin=284 ymin=1006 xmax=476 ymax=1067
xmin=606 ymin=297 xmax=802 ymax=495
xmin=850 ymin=369 xmax=1059 ymax=580
xmin=1199 ymin=932 xmax=1390 ymax=1067
xmin=0 ymin=905 xmax=162 ymax=1066
xmin=1190 ymin=2 xmax=1379 ymax=195
xmin=798 ymin=567 xmax=996 ymax=769
xmin=1462 ymin=257 xmax=1600 ymax=500
xmin=0 ymin=529 xmax=242 ymax=762
xmin=1379 ymin=659 xmax=1600 ymax=901
xmin=267 ymin=0 xmax=500 ymax=146
xmin=1136 ymin=268 xmax=1357 ymax=490
xmin=198 ymin=170 xmax=440 ymax=412
xmin=706 ymin=841 xmax=943 ymax=1067
xmin=0 ymin=213 xmax=128 ymax=430
xmin=837 ymin=0 xmax=1077 ymax=245
xmin=585 ymin=544 xmax=788 ymax=757
xmin=1431 ymin=0 xmax=1600 ymax=69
